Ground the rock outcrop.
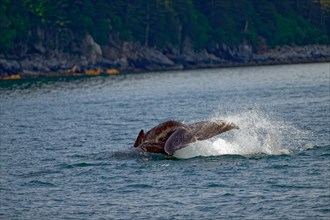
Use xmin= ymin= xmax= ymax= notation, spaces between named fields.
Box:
xmin=80 ymin=34 xmax=103 ymax=65
xmin=0 ymin=34 xmax=329 ymax=79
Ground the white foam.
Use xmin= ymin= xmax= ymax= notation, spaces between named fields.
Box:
xmin=173 ymin=109 xmax=307 ymax=159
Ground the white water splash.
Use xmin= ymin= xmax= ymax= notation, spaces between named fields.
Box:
xmin=174 ymin=109 xmax=308 ymax=159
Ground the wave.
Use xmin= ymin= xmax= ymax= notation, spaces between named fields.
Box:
xmin=174 ymin=109 xmax=310 ymax=159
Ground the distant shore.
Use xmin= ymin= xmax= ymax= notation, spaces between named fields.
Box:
xmin=1 ymin=43 xmax=329 ymax=80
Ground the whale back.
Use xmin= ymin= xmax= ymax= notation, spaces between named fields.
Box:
xmin=144 ymin=120 xmax=186 ymax=141
xmin=134 ymin=120 xmax=187 ymax=154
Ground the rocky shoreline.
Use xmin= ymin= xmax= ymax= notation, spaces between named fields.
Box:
xmin=1 ymin=38 xmax=329 ymax=80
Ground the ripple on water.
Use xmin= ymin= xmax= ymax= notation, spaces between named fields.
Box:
xmin=1 ymin=64 xmax=329 ymax=219
xmin=22 ymin=180 xmax=57 ymax=188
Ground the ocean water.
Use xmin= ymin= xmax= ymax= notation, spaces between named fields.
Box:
xmin=0 ymin=63 xmax=329 ymax=219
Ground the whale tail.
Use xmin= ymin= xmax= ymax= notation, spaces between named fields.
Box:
xmin=165 ymin=121 xmax=239 ymax=155
xmin=134 ymin=129 xmax=145 ymax=147
xmin=189 ymin=120 xmax=239 ymax=141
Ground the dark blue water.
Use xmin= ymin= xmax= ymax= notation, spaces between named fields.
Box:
xmin=1 ymin=63 xmax=329 ymax=219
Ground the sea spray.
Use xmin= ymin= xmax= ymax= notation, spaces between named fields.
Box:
xmin=174 ymin=109 xmax=309 ymax=159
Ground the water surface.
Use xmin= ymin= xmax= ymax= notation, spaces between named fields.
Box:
xmin=1 ymin=63 xmax=329 ymax=219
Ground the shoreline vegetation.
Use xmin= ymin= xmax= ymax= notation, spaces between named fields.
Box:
xmin=1 ymin=0 xmax=329 ymax=80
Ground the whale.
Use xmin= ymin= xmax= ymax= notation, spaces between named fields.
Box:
xmin=133 ymin=120 xmax=239 ymax=155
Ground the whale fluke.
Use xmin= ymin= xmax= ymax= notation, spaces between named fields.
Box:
xmin=134 ymin=120 xmax=239 ymax=155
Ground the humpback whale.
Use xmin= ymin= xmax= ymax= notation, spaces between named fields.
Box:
xmin=134 ymin=120 xmax=238 ymax=155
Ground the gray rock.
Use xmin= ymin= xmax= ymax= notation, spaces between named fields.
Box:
xmin=0 ymin=59 xmax=22 ymax=75
xmin=81 ymin=34 xmax=103 ymax=64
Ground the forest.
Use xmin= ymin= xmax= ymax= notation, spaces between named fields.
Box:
xmin=0 ymin=0 xmax=329 ymax=57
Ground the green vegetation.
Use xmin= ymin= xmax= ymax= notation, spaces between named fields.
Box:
xmin=0 ymin=0 xmax=329 ymax=55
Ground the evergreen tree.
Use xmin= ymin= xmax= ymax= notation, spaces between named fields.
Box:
xmin=0 ymin=0 xmax=328 ymax=56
